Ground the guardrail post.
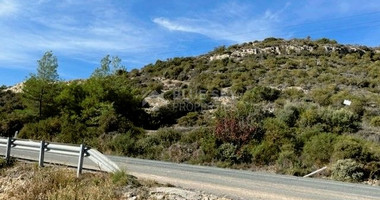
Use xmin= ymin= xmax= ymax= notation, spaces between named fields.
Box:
xmin=5 ymin=137 xmax=12 ymax=164
xmin=77 ymin=144 xmax=85 ymax=177
xmin=39 ymin=140 xmax=45 ymax=167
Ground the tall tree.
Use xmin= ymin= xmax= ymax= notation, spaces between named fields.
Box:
xmin=91 ymin=55 xmax=125 ymax=78
xmin=22 ymin=51 xmax=60 ymax=118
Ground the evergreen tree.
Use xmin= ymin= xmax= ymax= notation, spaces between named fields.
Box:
xmin=22 ymin=51 xmax=60 ymax=118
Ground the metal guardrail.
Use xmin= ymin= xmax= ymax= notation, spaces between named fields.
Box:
xmin=0 ymin=137 xmax=120 ymax=177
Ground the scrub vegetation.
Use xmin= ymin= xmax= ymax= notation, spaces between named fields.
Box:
xmin=1 ymin=38 xmax=380 ymax=183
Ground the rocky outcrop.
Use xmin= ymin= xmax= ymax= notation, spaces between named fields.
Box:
xmin=148 ymin=187 xmax=231 ymax=200
xmin=4 ymin=82 xmax=24 ymax=93
xmin=209 ymin=42 xmax=371 ymax=61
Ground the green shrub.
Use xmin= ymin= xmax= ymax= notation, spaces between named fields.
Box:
xmin=320 ymin=108 xmax=360 ymax=134
xmin=217 ymin=143 xmax=237 ymax=163
xmin=0 ymin=112 xmax=26 ymax=137
xmin=309 ymin=86 xmax=337 ymax=106
xmin=276 ymin=103 xmax=300 ymax=127
xmin=297 ymin=108 xmax=320 ymax=128
xmin=177 ymin=112 xmax=199 ymax=126
xmin=163 ymin=90 xmax=182 ymax=100
xmin=279 ymin=88 xmax=305 ymax=102
xmin=296 ymin=125 xmax=325 ymax=142
xmin=302 ymin=133 xmax=337 ymax=167
xmin=331 ymin=159 xmax=364 ymax=182
xmin=364 ymin=161 xmax=380 ymax=180
xmin=332 ymin=136 xmax=369 ymax=162
xmin=111 ymin=170 xmax=140 ymax=187
xmin=370 ymin=116 xmax=380 ymax=127
xmin=56 ymin=118 xmax=87 ymax=144
xmin=315 ymin=38 xmax=337 ymax=44
xmin=18 ymin=117 xmax=61 ymax=140
xmin=330 ymin=91 xmax=366 ymax=116
xmin=180 ymin=127 xmax=210 ymax=144
xmin=98 ymin=104 xmax=119 ymax=133
xmin=109 ymin=132 xmax=138 ymax=155
xmin=236 ymin=144 xmax=253 ymax=163
xmin=148 ymin=82 xmax=164 ymax=93
xmin=0 ymin=158 xmax=14 ymax=168
xmin=252 ymin=141 xmax=279 ymax=165
xmin=242 ymin=86 xmax=280 ymax=103
xmin=155 ymin=128 xmax=181 ymax=148
xmin=151 ymin=100 xmax=201 ymax=128
xmin=135 ymin=136 xmax=164 ymax=159
xmin=276 ymin=144 xmax=300 ymax=174
xmin=263 ymin=118 xmax=293 ymax=144
xmin=231 ymin=82 xmax=246 ymax=95
xmin=198 ymin=130 xmax=217 ymax=162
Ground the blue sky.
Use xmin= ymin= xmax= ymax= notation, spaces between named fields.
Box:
xmin=1 ymin=0 xmax=380 ymax=86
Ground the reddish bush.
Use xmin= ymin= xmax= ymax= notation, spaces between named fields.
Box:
xmin=214 ymin=117 xmax=257 ymax=146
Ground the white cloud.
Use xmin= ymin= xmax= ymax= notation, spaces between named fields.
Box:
xmin=153 ymin=17 xmax=196 ymax=32
xmin=0 ymin=0 xmax=18 ymax=17
xmin=0 ymin=0 xmax=165 ymax=71
xmin=152 ymin=2 xmax=287 ymax=43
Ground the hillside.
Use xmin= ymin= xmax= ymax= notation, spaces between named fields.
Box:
xmin=1 ymin=37 xmax=380 ymax=184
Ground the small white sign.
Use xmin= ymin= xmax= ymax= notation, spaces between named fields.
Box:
xmin=343 ymin=100 xmax=352 ymax=106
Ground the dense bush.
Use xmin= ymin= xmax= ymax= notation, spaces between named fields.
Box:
xmin=331 ymin=159 xmax=364 ymax=182
xmin=309 ymin=86 xmax=337 ymax=106
xmin=302 ymin=133 xmax=337 ymax=168
xmin=320 ymin=108 xmax=360 ymax=134
xmin=297 ymin=108 xmax=321 ymax=128
xmin=298 ymin=107 xmax=360 ymax=134
xmin=276 ymin=103 xmax=301 ymax=127
xmin=0 ymin=113 xmax=26 ymax=137
xmin=18 ymin=117 xmax=61 ymax=140
xmin=332 ymin=136 xmax=369 ymax=162
xmin=364 ymin=161 xmax=380 ymax=180
xmin=177 ymin=112 xmax=199 ymax=126
xmin=263 ymin=118 xmax=293 ymax=145
xmin=154 ymin=128 xmax=182 ymax=148
xmin=109 ymin=132 xmax=139 ymax=155
xmin=197 ymin=129 xmax=217 ymax=162
xmin=217 ymin=143 xmax=237 ymax=163
xmin=242 ymin=86 xmax=280 ymax=103
xmin=56 ymin=118 xmax=87 ymax=144
xmin=370 ymin=116 xmax=380 ymax=127
xmin=214 ymin=116 xmax=257 ymax=146
xmin=252 ymin=141 xmax=280 ymax=165
xmin=150 ymin=100 xmax=201 ymax=128
xmin=276 ymin=144 xmax=302 ymax=175
xmin=135 ymin=136 xmax=164 ymax=159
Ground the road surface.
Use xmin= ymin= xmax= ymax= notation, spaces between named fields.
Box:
xmin=1 ymin=147 xmax=380 ymax=200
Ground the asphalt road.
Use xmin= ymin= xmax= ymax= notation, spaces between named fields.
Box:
xmin=2 ymin=146 xmax=380 ymax=200
xmin=111 ymin=156 xmax=380 ymax=200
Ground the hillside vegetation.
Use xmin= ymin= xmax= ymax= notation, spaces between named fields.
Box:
xmin=1 ymin=38 xmax=380 ymax=183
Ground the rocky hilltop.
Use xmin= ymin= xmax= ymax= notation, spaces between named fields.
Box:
xmin=209 ymin=38 xmax=377 ymax=61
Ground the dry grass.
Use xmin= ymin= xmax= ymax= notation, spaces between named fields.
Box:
xmin=0 ymin=160 xmax=210 ymax=200
xmin=2 ymin=163 xmax=120 ymax=200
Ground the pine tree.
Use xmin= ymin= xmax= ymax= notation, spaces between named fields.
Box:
xmin=22 ymin=51 xmax=60 ymax=118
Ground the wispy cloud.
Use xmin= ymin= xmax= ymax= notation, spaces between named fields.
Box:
xmin=152 ymin=2 xmax=287 ymax=43
xmin=153 ymin=17 xmax=196 ymax=32
xmin=0 ymin=0 xmax=19 ymax=17
xmin=0 ymin=0 xmax=163 ymax=71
